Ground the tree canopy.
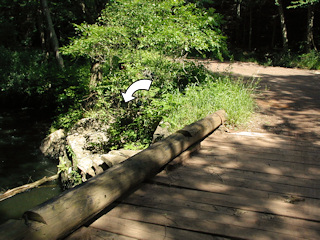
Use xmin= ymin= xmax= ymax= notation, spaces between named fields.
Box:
xmin=61 ymin=0 xmax=227 ymax=62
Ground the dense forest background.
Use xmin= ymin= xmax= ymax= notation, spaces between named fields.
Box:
xmin=0 ymin=0 xmax=319 ymax=148
xmin=1 ymin=0 xmax=319 ymax=56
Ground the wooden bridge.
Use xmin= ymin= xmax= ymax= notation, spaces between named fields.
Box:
xmin=1 ymin=108 xmax=319 ymax=240
xmin=66 ymin=131 xmax=320 ymax=240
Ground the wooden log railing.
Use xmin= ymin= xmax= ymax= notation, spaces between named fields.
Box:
xmin=0 ymin=110 xmax=226 ymax=240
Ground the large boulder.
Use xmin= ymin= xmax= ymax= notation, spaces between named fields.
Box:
xmin=40 ymin=129 xmax=66 ymax=159
xmin=66 ymin=134 xmax=87 ymax=159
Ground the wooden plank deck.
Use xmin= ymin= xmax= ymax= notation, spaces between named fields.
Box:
xmin=66 ymin=132 xmax=320 ymax=240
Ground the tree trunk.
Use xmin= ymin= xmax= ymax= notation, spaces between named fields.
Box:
xmin=40 ymin=0 xmax=64 ymax=69
xmin=276 ymin=0 xmax=289 ymax=50
xmin=79 ymin=0 xmax=95 ymax=24
xmin=271 ymin=15 xmax=277 ymax=48
xmin=307 ymin=4 xmax=317 ymax=51
xmin=90 ymin=61 xmax=103 ymax=90
xmin=36 ymin=6 xmax=49 ymax=58
xmin=248 ymin=6 xmax=253 ymax=50
xmin=235 ymin=0 xmax=242 ymax=45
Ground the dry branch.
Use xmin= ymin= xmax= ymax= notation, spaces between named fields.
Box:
xmin=0 ymin=174 xmax=59 ymax=202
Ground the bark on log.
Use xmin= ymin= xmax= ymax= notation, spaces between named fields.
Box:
xmin=0 ymin=174 xmax=59 ymax=202
xmin=0 ymin=110 xmax=226 ymax=240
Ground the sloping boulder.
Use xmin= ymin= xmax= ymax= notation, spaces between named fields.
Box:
xmin=40 ymin=129 xmax=66 ymax=159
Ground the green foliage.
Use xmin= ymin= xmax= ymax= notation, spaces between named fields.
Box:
xmin=59 ymin=0 xmax=229 ymax=142
xmin=57 ymin=157 xmax=70 ymax=174
xmin=288 ymin=0 xmax=319 ymax=8
xmin=61 ymin=0 xmax=228 ymax=61
xmin=161 ymin=75 xmax=258 ymax=132
xmin=58 ymin=145 xmax=84 ymax=188
xmin=266 ymin=51 xmax=320 ymax=70
xmin=68 ymin=170 xmax=82 ymax=187
xmin=0 ymin=47 xmax=57 ymax=98
xmin=295 ymin=50 xmax=320 ymax=69
xmin=60 ymin=0 xmax=230 ymax=148
xmin=0 ymin=46 xmax=91 ymax=109
xmin=100 ymin=53 xmax=220 ymax=149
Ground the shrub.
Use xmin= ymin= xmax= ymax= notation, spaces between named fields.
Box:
xmin=58 ymin=0 xmax=230 ymax=149
xmin=297 ymin=50 xmax=320 ymax=70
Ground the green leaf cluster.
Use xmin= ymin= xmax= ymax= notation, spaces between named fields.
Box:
xmin=288 ymin=0 xmax=319 ymax=8
xmin=61 ymin=0 xmax=227 ymax=61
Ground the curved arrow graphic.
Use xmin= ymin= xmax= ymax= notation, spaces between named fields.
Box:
xmin=122 ymin=79 xmax=153 ymax=102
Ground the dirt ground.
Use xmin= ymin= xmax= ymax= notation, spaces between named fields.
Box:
xmin=202 ymin=61 xmax=320 ymax=140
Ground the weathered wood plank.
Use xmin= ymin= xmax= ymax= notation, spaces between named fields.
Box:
xmin=206 ymin=132 xmax=320 ymax=151
xmin=188 ymin=154 xmax=320 ymax=180
xmin=144 ymin=180 xmax=320 ymax=222
xmin=177 ymin=164 xmax=320 ymax=190
xmin=156 ymin=164 xmax=320 ymax=199
xmin=93 ymin=204 xmax=312 ymax=240
xmin=199 ymin=144 xmax=320 ymax=165
xmin=86 ymin=130 xmax=320 ymax=239
xmin=91 ymin=215 xmax=222 ymax=240
xmin=122 ymin=184 xmax=320 ymax=231
xmin=65 ymin=226 xmax=137 ymax=240
xmin=120 ymin=184 xmax=320 ymax=233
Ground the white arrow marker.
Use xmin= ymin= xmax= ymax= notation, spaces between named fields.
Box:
xmin=122 ymin=79 xmax=153 ymax=102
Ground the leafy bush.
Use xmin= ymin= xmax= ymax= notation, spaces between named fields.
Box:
xmin=58 ymin=0 xmax=230 ymax=149
xmin=268 ymin=51 xmax=320 ymax=70
xmin=296 ymin=50 xmax=320 ymax=70
xmin=99 ymin=51 xmax=215 ymax=149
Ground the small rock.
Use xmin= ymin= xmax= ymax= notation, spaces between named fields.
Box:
xmin=101 ymin=153 xmax=127 ymax=167
xmin=101 ymin=149 xmax=141 ymax=167
xmin=108 ymin=149 xmax=141 ymax=157
xmin=77 ymin=156 xmax=95 ymax=177
xmin=152 ymin=122 xmax=170 ymax=143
